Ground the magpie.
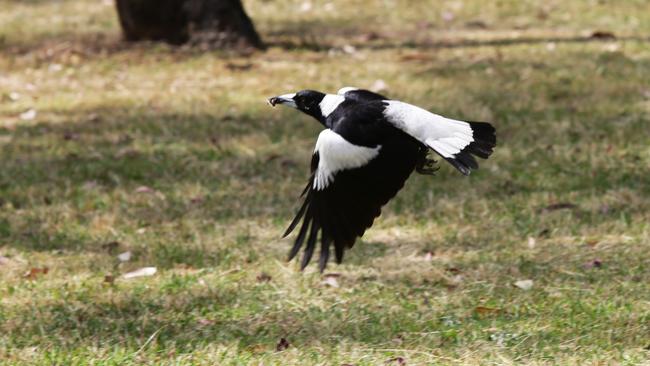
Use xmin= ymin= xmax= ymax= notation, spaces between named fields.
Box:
xmin=269 ymin=87 xmax=496 ymax=271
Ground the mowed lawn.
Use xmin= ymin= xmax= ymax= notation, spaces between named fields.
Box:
xmin=1 ymin=0 xmax=649 ymax=364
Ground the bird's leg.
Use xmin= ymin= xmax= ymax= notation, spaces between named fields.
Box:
xmin=416 ymin=151 xmax=439 ymax=175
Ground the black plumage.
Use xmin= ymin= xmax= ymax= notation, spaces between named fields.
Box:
xmin=269 ymin=88 xmax=496 ymax=271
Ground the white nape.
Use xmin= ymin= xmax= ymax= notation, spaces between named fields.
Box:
xmin=313 ymin=129 xmax=381 ymax=190
xmin=383 ymin=100 xmax=474 ymax=158
xmin=319 ymin=94 xmax=346 ymax=118
xmin=337 ymin=86 xmax=359 ymax=95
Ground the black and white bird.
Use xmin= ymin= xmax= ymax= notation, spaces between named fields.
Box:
xmin=269 ymin=87 xmax=496 ymax=271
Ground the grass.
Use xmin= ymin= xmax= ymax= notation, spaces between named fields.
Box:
xmin=1 ymin=0 xmax=649 ymax=364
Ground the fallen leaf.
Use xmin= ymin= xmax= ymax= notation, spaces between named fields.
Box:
xmin=122 ymin=267 xmax=157 ymax=279
xmin=475 ymin=306 xmax=502 ymax=316
xmin=400 ymin=53 xmax=432 ymax=62
xmin=115 ymin=148 xmax=139 ymax=159
xmin=19 ymin=109 xmax=37 ymax=120
xmin=539 ymin=202 xmax=577 ymax=213
xmin=134 ymin=186 xmax=154 ymax=194
xmin=590 ymin=31 xmax=616 ymax=40
xmin=104 ymin=274 xmax=115 ymax=284
xmin=445 ymin=267 xmax=461 ymax=274
xmin=102 ymin=241 xmax=120 ymax=253
xmin=190 ymin=196 xmax=205 ymax=204
xmin=276 ymin=337 xmax=290 ymax=351
xmin=256 ymin=272 xmax=272 ymax=282
xmin=386 ymin=356 xmax=406 ymax=365
xmin=322 ymin=275 xmax=339 ymax=288
xmin=583 ymin=259 xmax=603 ymax=269
xmin=342 ymin=44 xmax=357 ymax=54
xmin=225 ymin=62 xmax=254 ymax=71
xmin=23 ymin=267 xmax=49 ymax=280
xmin=63 ymin=132 xmax=78 ymax=141
xmin=359 ymin=32 xmax=381 ymax=42
xmin=48 ymin=63 xmax=63 ymax=72
xmin=198 ymin=318 xmax=215 ymax=326
xmin=117 ymin=251 xmax=132 ymax=262
xmin=514 ymin=279 xmax=533 ymax=290
xmin=465 ymin=20 xmax=488 ymax=29
xmin=527 ymin=237 xmax=536 ymax=249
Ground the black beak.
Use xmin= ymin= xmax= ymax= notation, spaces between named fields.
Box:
xmin=268 ymin=97 xmax=280 ymax=106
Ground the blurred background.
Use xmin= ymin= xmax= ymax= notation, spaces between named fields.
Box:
xmin=1 ymin=0 xmax=649 ymax=364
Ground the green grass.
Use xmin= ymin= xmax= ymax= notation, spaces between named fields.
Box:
xmin=1 ymin=0 xmax=650 ymax=364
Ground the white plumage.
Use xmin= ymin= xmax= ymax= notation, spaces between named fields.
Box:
xmin=383 ymin=100 xmax=474 ymax=158
xmin=313 ymin=129 xmax=381 ymax=190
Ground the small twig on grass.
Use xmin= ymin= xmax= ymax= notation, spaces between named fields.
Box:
xmin=132 ymin=325 xmax=166 ymax=357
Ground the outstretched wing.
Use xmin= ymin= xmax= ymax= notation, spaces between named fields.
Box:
xmin=382 ymin=100 xmax=496 ymax=175
xmin=337 ymin=86 xmax=388 ymax=102
xmin=284 ymin=128 xmax=422 ymax=272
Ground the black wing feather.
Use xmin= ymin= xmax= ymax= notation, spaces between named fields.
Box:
xmin=340 ymin=88 xmax=388 ymax=102
xmin=284 ymin=129 xmax=422 ymax=271
xmin=443 ymin=121 xmax=496 ymax=175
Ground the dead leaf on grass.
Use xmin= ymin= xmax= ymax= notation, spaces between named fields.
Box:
xmin=475 ymin=306 xmax=502 ymax=316
xmin=23 ymin=267 xmax=49 ymax=280
xmin=276 ymin=337 xmax=290 ymax=351
xmin=198 ymin=318 xmax=215 ymax=326
xmin=322 ymin=274 xmax=340 ymax=288
xmin=590 ymin=31 xmax=616 ymax=40
xmin=514 ymin=279 xmax=534 ymax=290
xmin=134 ymin=186 xmax=155 ymax=194
xmin=539 ymin=202 xmax=577 ymax=213
xmin=122 ymin=267 xmax=157 ymax=279
xmin=101 ymin=241 xmax=120 ymax=253
xmin=583 ymin=259 xmax=603 ymax=269
xmin=256 ymin=272 xmax=272 ymax=282
xmin=386 ymin=356 xmax=406 ymax=365
xmin=19 ymin=109 xmax=37 ymax=120
xmin=422 ymin=251 xmax=434 ymax=261
xmin=117 ymin=251 xmax=131 ymax=262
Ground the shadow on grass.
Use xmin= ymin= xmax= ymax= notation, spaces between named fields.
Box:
xmin=4 ymin=20 xmax=649 ymax=62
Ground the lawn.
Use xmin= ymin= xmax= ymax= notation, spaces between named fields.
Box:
xmin=1 ymin=0 xmax=649 ymax=364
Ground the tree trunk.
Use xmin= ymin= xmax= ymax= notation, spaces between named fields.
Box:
xmin=115 ymin=0 xmax=263 ymax=49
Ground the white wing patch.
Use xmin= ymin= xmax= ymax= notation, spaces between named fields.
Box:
xmin=319 ymin=94 xmax=345 ymax=118
xmin=383 ymin=100 xmax=474 ymax=158
xmin=313 ymin=129 xmax=381 ymax=190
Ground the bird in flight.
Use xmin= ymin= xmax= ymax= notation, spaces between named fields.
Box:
xmin=268 ymin=87 xmax=496 ymax=271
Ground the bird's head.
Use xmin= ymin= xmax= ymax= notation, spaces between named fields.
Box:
xmin=268 ymin=89 xmax=328 ymax=121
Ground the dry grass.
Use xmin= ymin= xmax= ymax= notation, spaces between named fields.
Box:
xmin=1 ymin=0 xmax=649 ymax=364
